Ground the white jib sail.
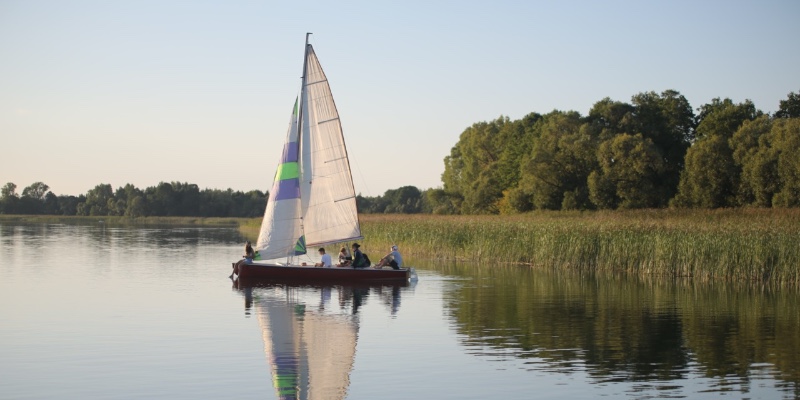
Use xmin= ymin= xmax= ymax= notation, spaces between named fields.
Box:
xmin=256 ymin=100 xmax=304 ymax=260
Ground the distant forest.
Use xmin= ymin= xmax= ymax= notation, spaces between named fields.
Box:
xmin=2 ymin=89 xmax=799 ymax=217
xmin=0 ymin=181 xmax=268 ymax=218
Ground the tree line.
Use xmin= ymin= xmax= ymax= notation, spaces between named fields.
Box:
xmin=430 ymin=89 xmax=800 ymax=214
xmin=0 ymin=181 xmax=266 ymax=217
xmin=0 ymin=179 xmax=435 ymax=217
xmin=3 ymin=89 xmax=798 ymax=217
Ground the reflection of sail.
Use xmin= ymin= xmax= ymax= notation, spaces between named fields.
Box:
xmin=253 ymin=287 xmax=357 ymax=400
xmin=304 ymin=313 xmax=356 ymax=399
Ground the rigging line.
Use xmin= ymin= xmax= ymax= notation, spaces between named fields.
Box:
xmin=324 ymin=156 xmax=347 ymax=163
xmin=305 ymin=79 xmax=328 ymax=86
xmin=310 ymin=172 xmax=343 ymax=180
xmin=348 ymin=146 xmax=371 ymax=198
xmin=317 ymin=117 xmax=339 ymax=124
xmin=334 ymin=195 xmax=356 ymax=203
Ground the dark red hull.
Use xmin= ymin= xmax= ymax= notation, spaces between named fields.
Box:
xmin=232 ymin=260 xmax=409 ymax=282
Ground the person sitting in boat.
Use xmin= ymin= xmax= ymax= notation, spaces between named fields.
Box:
xmin=315 ymin=247 xmax=332 ymax=268
xmin=244 ymin=241 xmax=255 ymax=263
xmin=351 ymin=242 xmax=369 ymax=269
xmin=336 ymin=247 xmax=351 ymax=267
xmin=375 ymin=245 xmax=403 ymax=270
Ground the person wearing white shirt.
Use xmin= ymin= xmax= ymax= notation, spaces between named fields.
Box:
xmin=315 ymin=248 xmax=332 ymax=267
xmin=375 ymin=245 xmax=403 ymax=269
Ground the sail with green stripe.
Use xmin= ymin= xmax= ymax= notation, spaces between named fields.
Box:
xmin=255 ymin=98 xmax=305 ymax=259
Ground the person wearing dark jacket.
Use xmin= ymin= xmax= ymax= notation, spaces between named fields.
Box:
xmin=351 ymin=242 xmax=368 ymax=269
xmin=244 ymin=241 xmax=255 ymax=261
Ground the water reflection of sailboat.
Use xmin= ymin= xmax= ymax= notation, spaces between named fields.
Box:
xmin=236 ymin=281 xmax=407 ymax=399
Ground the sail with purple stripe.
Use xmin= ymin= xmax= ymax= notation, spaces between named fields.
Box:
xmin=256 ymin=98 xmax=305 ymax=259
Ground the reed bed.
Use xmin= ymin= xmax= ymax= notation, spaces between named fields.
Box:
xmin=359 ymin=209 xmax=800 ymax=286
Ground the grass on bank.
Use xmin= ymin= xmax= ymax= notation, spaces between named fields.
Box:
xmin=359 ymin=209 xmax=800 ymax=286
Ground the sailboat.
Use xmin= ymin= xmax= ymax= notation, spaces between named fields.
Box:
xmin=232 ymin=34 xmax=410 ymax=282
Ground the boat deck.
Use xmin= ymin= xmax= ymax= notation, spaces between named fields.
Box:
xmin=233 ymin=261 xmax=410 ymax=282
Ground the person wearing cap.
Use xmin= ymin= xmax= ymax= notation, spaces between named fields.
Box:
xmin=375 ymin=245 xmax=403 ymax=269
xmin=351 ymin=242 xmax=368 ymax=269
xmin=244 ymin=241 xmax=255 ymax=262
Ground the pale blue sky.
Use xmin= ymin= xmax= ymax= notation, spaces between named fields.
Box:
xmin=1 ymin=0 xmax=798 ymax=197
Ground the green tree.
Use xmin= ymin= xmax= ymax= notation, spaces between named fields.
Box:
xmin=774 ymin=90 xmax=800 ymax=119
xmin=672 ymin=135 xmax=738 ymax=208
xmin=2 ymin=182 xmax=18 ymax=199
xmin=770 ymin=118 xmax=800 ymax=207
xmin=0 ymin=182 xmax=19 ymax=214
xmin=423 ymin=188 xmax=459 ymax=215
xmin=18 ymin=182 xmax=51 ymax=214
xmin=442 ymin=115 xmax=539 ymax=214
xmin=630 ymin=90 xmax=695 ymax=200
xmin=730 ymin=115 xmax=774 ymax=206
xmin=199 ymin=188 xmax=234 ymax=217
xmin=587 ymin=97 xmax=636 ymax=140
xmin=516 ymin=111 xmax=596 ymax=210
xmin=146 ymin=182 xmax=177 ymax=216
xmin=588 ymin=134 xmax=665 ymax=209
xmin=696 ymin=98 xmax=761 ymax=140
xmin=463 ymin=167 xmax=504 ymax=214
xmin=125 ymin=196 xmax=146 ymax=217
xmin=21 ymin=182 xmax=49 ymax=201
xmin=239 ymin=190 xmax=267 ymax=217
xmin=673 ymin=98 xmax=762 ymax=207
xmin=80 ymin=184 xmax=114 ymax=216
xmin=57 ymin=195 xmax=83 ymax=215
xmin=383 ymin=186 xmax=423 ymax=213
xmin=43 ymin=192 xmax=60 ymax=214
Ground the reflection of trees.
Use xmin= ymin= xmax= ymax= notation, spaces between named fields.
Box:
xmin=438 ymin=262 xmax=799 ymax=391
xmin=1 ymin=222 xmax=246 ymax=251
xmin=680 ymin=286 xmax=800 ymax=386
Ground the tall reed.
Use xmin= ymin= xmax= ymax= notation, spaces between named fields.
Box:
xmin=360 ymin=209 xmax=800 ymax=286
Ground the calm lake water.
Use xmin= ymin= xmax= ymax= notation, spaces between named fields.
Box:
xmin=1 ymin=223 xmax=798 ymax=400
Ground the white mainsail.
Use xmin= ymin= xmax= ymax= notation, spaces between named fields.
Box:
xmin=255 ymin=37 xmax=361 ymax=260
xmin=300 ymin=45 xmax=361 ymax=248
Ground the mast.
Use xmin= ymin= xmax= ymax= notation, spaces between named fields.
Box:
xmin=297 ymin=32 xmax=311 ymax=140
xmin=295 ymin=32 xmax=312 ymax=247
